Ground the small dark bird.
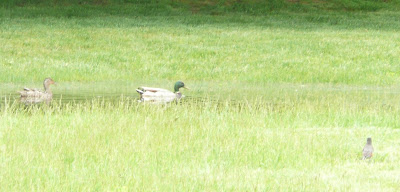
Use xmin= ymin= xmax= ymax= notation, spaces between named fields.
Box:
xmin=362 ymin=137 xmax=374 ymax=160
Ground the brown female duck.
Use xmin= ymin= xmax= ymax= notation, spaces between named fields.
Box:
xmin=19 ymin=78 xmax=56 ymax=99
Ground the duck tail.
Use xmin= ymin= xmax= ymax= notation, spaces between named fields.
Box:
xmin=136 ymin=89 xmax=144 ymax=94
xmin=18 ymin=91 xmax=26 ymax=97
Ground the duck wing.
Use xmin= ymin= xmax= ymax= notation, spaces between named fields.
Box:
xmin=136 ymin=87 xmax=164 ymax=95
xmin=140 ymin=90 xmax=177 ymax=103
xmin=22 ymin=87 xmax=40 ymax=92
xmin=19 ymin=87 xmax=46 ymax=97
xmin=139 ymin=87 xmax=171 ymax=93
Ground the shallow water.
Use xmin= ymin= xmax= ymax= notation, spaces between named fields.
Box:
xmin=0 ymin=82 xmax=139 ymax=105
xmin=1 ymin=82 xmax=400 ymax=106
xmin=0 ymin=81 xmax=213 ymax=106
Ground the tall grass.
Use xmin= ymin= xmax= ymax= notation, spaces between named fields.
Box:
xmin=1 ymin=93 xmax=400 ymax=191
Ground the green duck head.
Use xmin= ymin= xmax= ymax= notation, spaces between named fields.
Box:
xmin=174 ymin=81 xmax=187 ymax=93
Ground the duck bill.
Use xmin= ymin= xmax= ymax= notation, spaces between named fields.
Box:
xmin=183 ymin=86 xmax=189 ymax=90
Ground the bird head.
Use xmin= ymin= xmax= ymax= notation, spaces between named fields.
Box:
xmin=44 ymin=78 xmax=56 ymax=87
xmin=367 ymin=137 xmax=372 ymax=144
xmin=174 ymin=81 xmax=188 ymax=93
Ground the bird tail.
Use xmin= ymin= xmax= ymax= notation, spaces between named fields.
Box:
xmin=18 ymin=91 xmax=26 ymax=97
xmin=136 ymin=89 xmax=144 ymax=94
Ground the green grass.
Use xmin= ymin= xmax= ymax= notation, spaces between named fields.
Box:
xmin=1 ymin=6 xmax=400 ymax=85
xmin=1 ymin=0 xmax=400 ymax=12
xmin=1 ymin=91 xmax=400 ymax=191
xmin=1 ymin=4 xmax=400 ymax=191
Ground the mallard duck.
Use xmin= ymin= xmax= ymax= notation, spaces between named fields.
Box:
xmin=18 ymin=78 xmax=56 ymax=99
xmin=136 ymin=81 xmax=188 ymax=103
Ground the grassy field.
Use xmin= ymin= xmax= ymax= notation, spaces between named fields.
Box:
xmin=1 ymin=5 xmax=400 ymax=84
xmin=1 ymin=3 xmax=400 ymax=191
xmin=1 ymin=90 xmax=400 ymax=191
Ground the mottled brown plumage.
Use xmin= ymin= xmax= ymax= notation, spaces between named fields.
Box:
xmin=18 ymin=78 xmax=56 ymax=99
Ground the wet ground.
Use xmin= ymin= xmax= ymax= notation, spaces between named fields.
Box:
xmin=0 ymin=82 xmax=138 ymax=105
xmin=1 ymin=81 xmax=400 ymax=106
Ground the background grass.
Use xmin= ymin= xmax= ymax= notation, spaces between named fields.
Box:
xmin=1 ymin=0 xmax=400 ymax=12
xmin=1 ymin=5 xmax=400 ymax=85
xmin=1 ymin=2 xmax=400 ymax=191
